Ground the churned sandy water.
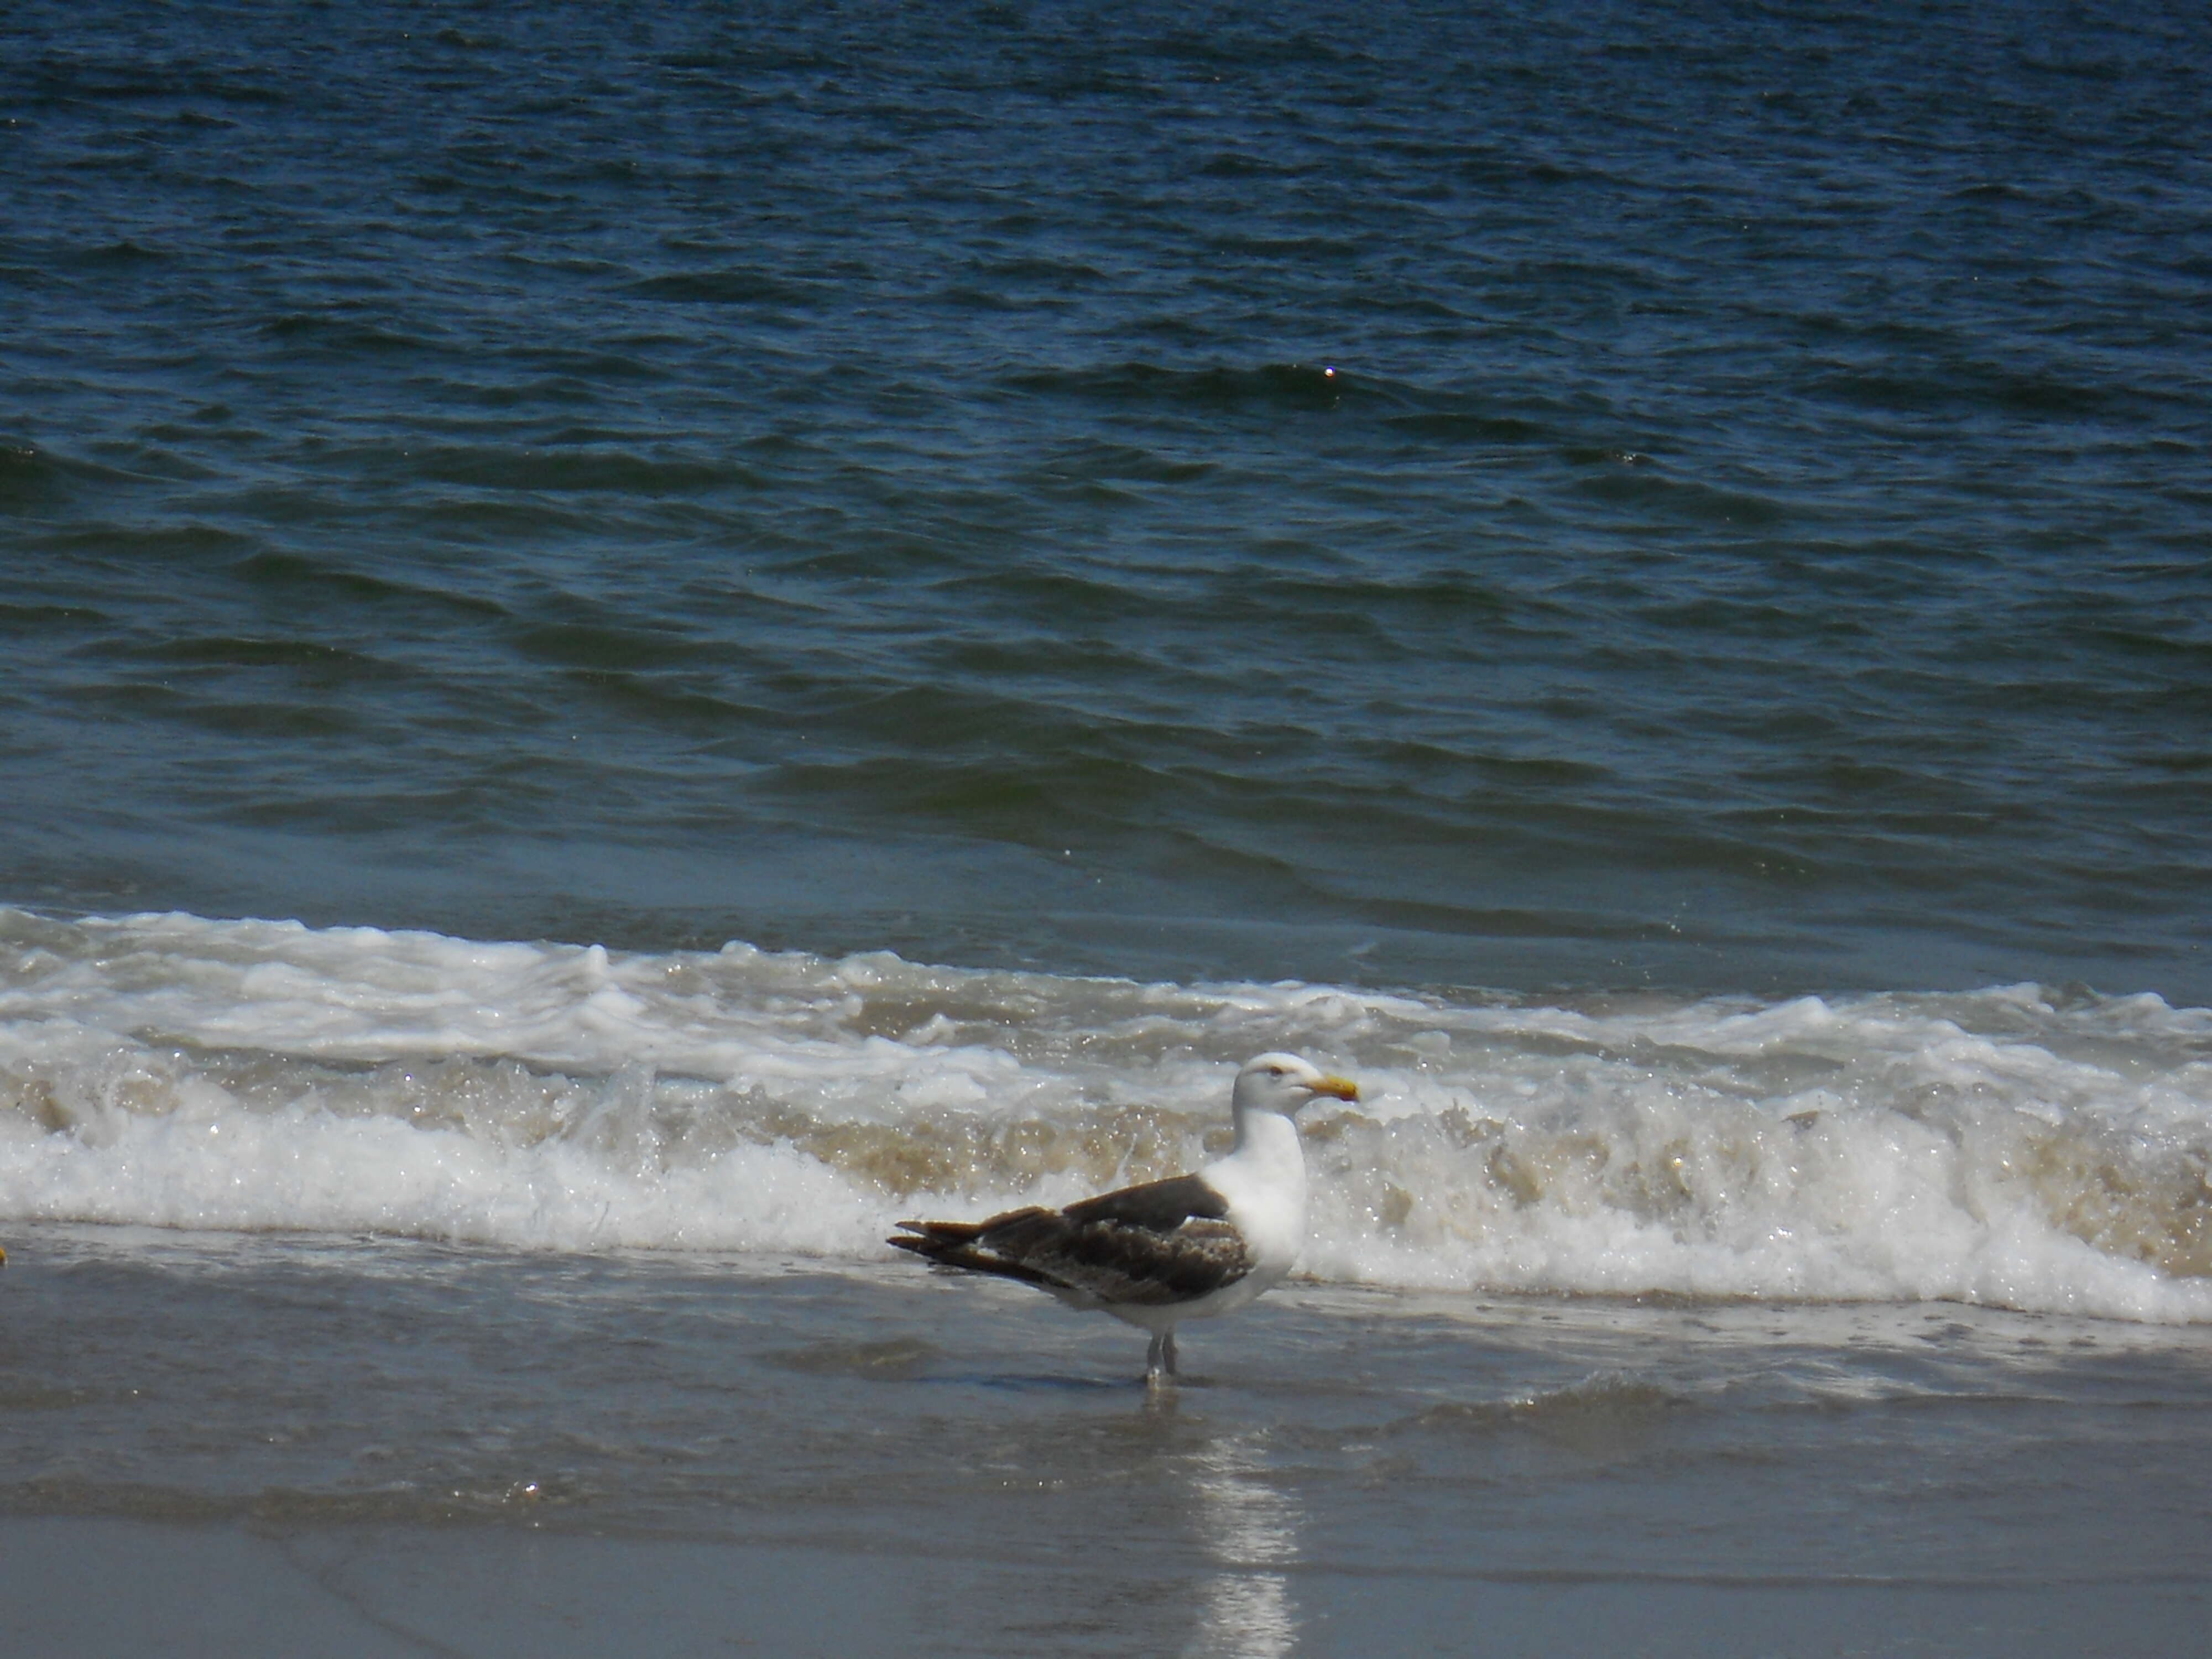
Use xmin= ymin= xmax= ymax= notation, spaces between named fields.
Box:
xmin=6 ymin=911 xmax=2210 ymax=1322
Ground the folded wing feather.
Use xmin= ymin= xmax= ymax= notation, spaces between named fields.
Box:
xmin=890 ymin=1172 xmax=1254 ymax=1307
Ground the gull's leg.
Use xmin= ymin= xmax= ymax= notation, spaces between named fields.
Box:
xmin=1163 ymin=1331 xmax=1180 ymax=1376
xmin=1145 ymin=1330 xmax=1166 ymax=1384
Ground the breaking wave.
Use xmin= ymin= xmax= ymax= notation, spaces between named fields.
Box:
xmin=3 ymin=908 xmax=2209 ymax=1321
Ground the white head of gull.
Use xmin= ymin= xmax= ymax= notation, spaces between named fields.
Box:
xmin=890 ymin=1052 xmax=1360 ymax=1384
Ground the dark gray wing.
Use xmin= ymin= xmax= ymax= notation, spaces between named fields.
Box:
xmin=1061 ymin=1171 xmax=1229 ymax=1232
xmin=968 ymin=1172 xmax=1252 ymax=1307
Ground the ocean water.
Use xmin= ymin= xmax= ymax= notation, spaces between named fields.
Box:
xmin=4 ymin=1 xmax=2211 ymax=1652
xmin=5 ymin=0 xmax=2208 ymax=995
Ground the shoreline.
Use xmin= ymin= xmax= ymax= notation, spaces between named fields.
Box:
xmin=6 ymin=1511 xmax=2204 ymax=1659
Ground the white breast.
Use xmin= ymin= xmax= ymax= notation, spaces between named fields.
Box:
xmin=1199 ymin=1112 xmax=1308 ymax=1285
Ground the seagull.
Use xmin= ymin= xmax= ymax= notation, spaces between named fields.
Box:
xmin=889 ymin=1052 xmax=1358 ymax=1383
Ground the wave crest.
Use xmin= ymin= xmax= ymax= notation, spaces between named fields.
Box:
xmin=4 ymin=909 xmax=2210 ymax=1321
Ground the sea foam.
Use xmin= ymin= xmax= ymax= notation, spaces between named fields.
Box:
xmin=3 ymin=909 xmax=2209 ymax=1321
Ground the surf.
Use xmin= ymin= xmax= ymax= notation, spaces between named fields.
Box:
xmin=3 ymin=907 xmax=2208 ymax=1322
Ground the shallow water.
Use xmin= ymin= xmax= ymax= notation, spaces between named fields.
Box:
xmin=4 ymin=1226 xmax=2209 ymax=1656
xmin=6 ymin=907 xmax=2210 ymax=1644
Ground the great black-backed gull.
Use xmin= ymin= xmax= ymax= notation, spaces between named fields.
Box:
xmin=889 ymin=1052 xmax=1359 ymax=1383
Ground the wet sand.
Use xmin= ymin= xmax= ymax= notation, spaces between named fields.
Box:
xmin=3 ymin=1226 xmax=2207 ymax=1656
xmin=6 ymin=1510 xmax=2204 ymax=1658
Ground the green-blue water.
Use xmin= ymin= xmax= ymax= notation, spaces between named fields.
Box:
xmin=5 ymin=0 xmax=2207 ymax=999
xmin=8 ymin=9 xmax=2212 ymax=1653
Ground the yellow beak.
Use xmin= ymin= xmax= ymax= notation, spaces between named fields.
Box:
xmin=1308 ymin=1075 xmax=1359 ymax=1103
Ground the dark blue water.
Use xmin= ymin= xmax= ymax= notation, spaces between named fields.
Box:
xmin=4 ymin=0 xmax=2209 ymax=999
